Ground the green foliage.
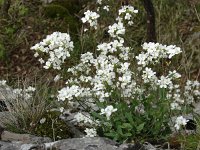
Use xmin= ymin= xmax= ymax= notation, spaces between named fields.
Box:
xmin=35 ymin=110 xmax=71 ymax=141
xmin=180 ymin=134 xmax=200 ymax=150
xmin=43 ymin=4 xmax=70 ymax=18
xmin=0 ymin=0 xmax=200 ymax=146
xmin=93 ymin=89 xmax=171 ymax=143
xmin=0 ymin=0 xmax=3 ymax=5
xmin=50 ymin=0 xmax=80 ymax=14
xmin=43 ymin=3 xmax=80 ymax=36
xmin=178 ymin=116 xmax=200 ymax=150
xmin=0 ymin=42 xmax=6 ymax=59
xmin=8 ymin=0 xmax=29 ymax=17
xmin=18 ymin=5 xmax=29 ymax=16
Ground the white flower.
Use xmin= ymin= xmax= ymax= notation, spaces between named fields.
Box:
xmin=136 ymin=53 xmax=147 ymax=66
xmin=157 ymin=76 xmax=172 ymax=88
xmin=54 ymin=74 xmax=61 ymax=82
xmin=59 ymin=107 xmax=64 ymax=113
xmin=168 ymin=70 xmax=181 ymax=79
xmin=170 ymin=102 xmax=181 ymax=110
xmin=84 ymin=28 xmax=88 ymax=32
xmin=128 ymin=21 xmax=134 ymax=25
xmin=13 ymin=88 xmax=23 ymax=95
xmin=84 ymin=128 xmax=97 ymax=137
xmin=40 ymin=118 xmax=46 ymax=124
xmin=174 ymin=116 xmax=188 ymax=130
xmin=125 ymin=13 xmax=132 ymax=20
xmin=34 ymin=52 xmax=39 ymax=57
xmin=100 ymin=105 xmax=117 ymax=120
xmin=0 ymin=80 xmax=7 ymax=86
xmin=38 ymin=58 xmax=44 ymax=64
xmin=118 ymin=5 xmax=138 ymax=24
xmin=166 ymin=45 xmax=182 ymax=59
xmin=142 ymin=67 xmax=156 ymax=83
xmin=81 ymin=10 xmax=100 ymax=29
xmin=103 ymin=5 xmax=109 ymax=11
xmin=74 ymin=112 xmax=95 ymax=125
xmin=108 ymin=22 xmax=125 ymax=38
xmin=25 ymin=86 xmax=36 ymax=92
xmin=57 ymin=85 xmax=83 ymax=101
xmin=96 ymin=0 xmax=102 ymax=4
xmin=118 ymin=5 xmax=138 ymax=16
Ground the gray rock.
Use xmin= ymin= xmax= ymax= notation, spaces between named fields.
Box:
xmin=0 ymin=137 xmax=161 ymax=150
xmin=53 ymin=137 xmax=119 ymax=150
xmin=0 ymin=141 xmax=21 ymax=150
xmin=194 ymin=101 xmax=200 ymax=115
xmin=1 ymin=131 xmax=51 ymax=144
xmin=0 ymin=86 xmax=15 ymax=101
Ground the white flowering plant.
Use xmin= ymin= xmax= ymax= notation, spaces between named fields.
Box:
xmin=31 ymin=1 xmax=200 ymax=143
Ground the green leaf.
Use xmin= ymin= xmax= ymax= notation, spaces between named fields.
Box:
xmin=91 ymin=111 xmax=104 ymax=120
xmin=104 ymin=132 xmax=116 ymax=138
xmin=117 ymin=126 xmax=123 ymax=135
xmin=136 ymin=123 xmax=145 ymax=132
xmin=125 ymin=112 xmax=134 ymax=124
xmin=123 ymin=133 xmax=132 ymax=137
xmin=121 ymin=123 xmax=132 ymax=129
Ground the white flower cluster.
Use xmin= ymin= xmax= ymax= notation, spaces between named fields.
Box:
xmin=118 ymin=5 xmax=138 ymax=25
xmin=184 ymin=80 xmax=200 ymax=104
xmin=73 ymin=112 xmax=96 ymax=125
xmin=167 ymin=79 xmax=200 ymax=111
xmin=57 ymin=85 xmax=82 ymax=101
xmin=141 ymin=67 xmax=181 ymax=90
xmin=30 ymin=2 xmax=200 ymax=137
xmin=81 ymin=10 xmax=100 ymax=29
xmin=84 ymin=128 xmax=97 ymax=137
xmin=136 ymin=42 xmax=182 ymax=67
xmin=157 ymin=75 xmax=173 ymax=89
xmin=96 ymin=0 xmax=110 ymax=12
xmin=142 ymin=67 xmax=157 ymax=83
xmin=100 ymin=105 xmax=117 ymax=120
xmin=57 ymin=38 xmax=140 ymax=126
xmin=96 ymin=0 xmax=102 ymax=5
xmin=174 ymin=116 xmax=188 ymax=130
xmin=31 ymin=32 xmax=74 ymax=70
xmin=13 ymin=86 xmax=36 ymax=100
xmin=108 ymin=22 xmax=125 ymax=39
xmin=107 ymin=5 xmax=138 ymax=39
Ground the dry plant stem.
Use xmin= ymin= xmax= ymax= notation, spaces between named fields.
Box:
xmin=193 ymin=4 xmax=200 ymax=22
xmin=142 ymin=0 xmax=157 ymax=42
xmin=157 ymin=0 xmax=162 ymax=42
xmin=1 ymin=0 xmax=11 ymax=17
xmin=197 ymin=141 xmax=200 ymax=150
xmin=51 ymin=118 xmax=56 ymax=142
xmin=80 ymin=26 xmax=85 ymax=54
xmin=179 ymin=38 xmax=190 ymax=79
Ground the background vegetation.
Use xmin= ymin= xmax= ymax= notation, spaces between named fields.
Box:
xmin=0 ymin=0 xmax=200 ymax=148
xmin=0 ymin=0 xmax=199 ymax=81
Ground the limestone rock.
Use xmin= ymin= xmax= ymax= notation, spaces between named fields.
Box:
xmin=52 ymin=137 xmax=119 ymax=150
xmin=0 ymin=86 xmax=15 ymax=100
xmin=0 ymin=141 xmax=22 ymax=150
xmin=0 ymin=137 xmax=160 ymax=150
xmin=1 ymin=131 xmax=52 ymax=144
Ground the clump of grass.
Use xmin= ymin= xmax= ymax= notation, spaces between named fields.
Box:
xmin=0 ymin=79 xmax=50 ymax=133
xmin=0 ymin=76 xmax=71 ymax=140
